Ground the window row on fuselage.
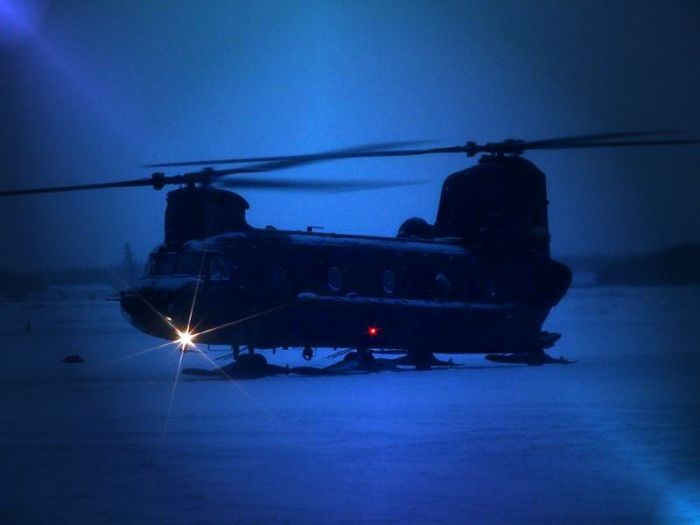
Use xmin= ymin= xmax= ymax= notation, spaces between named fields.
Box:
xmin=144 ymin=242 xmax=490 ymax=302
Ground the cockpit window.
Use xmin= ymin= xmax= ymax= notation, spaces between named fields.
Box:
xmin=145 ymin=252 xmax=208 ymax=277
xmin=177 ymin=253 xmax=206 ymax=275
xmin=209 ymin=254 xmax=231 ymax=281
xmin=151 ymin=254 xmax=177 ymax=276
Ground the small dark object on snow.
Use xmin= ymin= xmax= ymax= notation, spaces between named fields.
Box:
xmin=63 ymin=355 xmax=85 ymax=364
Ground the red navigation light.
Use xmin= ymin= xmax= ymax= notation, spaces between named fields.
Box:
xmin=367 ymin=326 xmax=379 ymax=337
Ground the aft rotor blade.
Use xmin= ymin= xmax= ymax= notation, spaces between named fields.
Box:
xmin=218 ymin=134 xmax=700 ymax=162
xmin=143 ymin=140 xmax=431 ymax=168
xmin=143 ymin=131 xmax=689 ymax=170
xmin=146 ymin=131 xmax=700 ymax=172
xmin=519 ymin=130 xmax=677 ymax=149
xmin=530 ymin=138 xmax=700 ymax=151
xmin=215 ymin=177 xmax=425 ymax=193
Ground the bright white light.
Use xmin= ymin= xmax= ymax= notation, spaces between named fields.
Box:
xmin=175 ymin=329 xmax=195 ymax=351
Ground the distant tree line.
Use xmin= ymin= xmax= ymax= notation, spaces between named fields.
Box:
xmin=0 ymin=243 xmax=143 ymax=300
xmin=563 ymin=243 xmax=700 ymax=287
xmin=596 ymin=243 xmax=700 ymax=286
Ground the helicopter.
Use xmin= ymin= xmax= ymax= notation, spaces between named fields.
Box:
xmin=2 ymin=131 xmax=699 ymax=377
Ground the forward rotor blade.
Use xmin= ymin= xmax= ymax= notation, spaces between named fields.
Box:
xmin=143 ymin=141 xmax=431 ymax=168
xmin=0 ymin=177 xmax=155 ymax=197
xmin=208 ymin=145 xmax=469 ymax=176
xmin=215 ymin=177 xmax=425 ymax=193
xmin=184 ymin=143 xmax=460 ymax=180
xmin=4 ymin=132 xmax=698 ymax=198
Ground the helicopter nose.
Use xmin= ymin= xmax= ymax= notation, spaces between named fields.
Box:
xmin=120 ymin=281 xmax=202 ymax=337
xmin=119 ymin=286 xmax=177 ymax=337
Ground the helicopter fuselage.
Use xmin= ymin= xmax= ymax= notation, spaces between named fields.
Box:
xmin=120 ymin=227 xmax=571 ymax=355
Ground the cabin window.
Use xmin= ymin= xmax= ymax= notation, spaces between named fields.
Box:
xmin=266 ymin=265 xmax=286 ymax=291
xmin=209 ymin=254 xmax=230 ymax=281
xmin=327 ymin=267 xmax=343 ymax=292
xmin=146 ymin=253 xmax=177 ymax=276
xmin=382 ymin=270 xmax=397 ymax=294
xmin=435 ymin=273 xmax=451 ymax=296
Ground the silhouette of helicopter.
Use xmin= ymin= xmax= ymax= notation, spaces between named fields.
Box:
xmin=2 ymin=131 xmax=699 ymax=377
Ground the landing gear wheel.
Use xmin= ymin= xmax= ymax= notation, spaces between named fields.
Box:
xmin=356 ymin=347 xmax=375 ymax=362
xmin=236 ymin=352 xmax=268 ymax=367
xmin=302 ymin=346 xmax=314 ymax=361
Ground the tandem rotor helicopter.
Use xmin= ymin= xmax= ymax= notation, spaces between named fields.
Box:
xmin=2 ymin=131 xmax=699 ymax=377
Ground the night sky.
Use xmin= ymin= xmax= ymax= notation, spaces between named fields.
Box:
xmin=1 ymin=4 xmax=700 ymax=523
xmin=1 ymin=0 xmax=699 ymax=270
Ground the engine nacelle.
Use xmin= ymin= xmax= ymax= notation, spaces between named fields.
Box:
xmin=164 ymin=186 xmax=251 ymax=245
xmin=435 ymin=155 xmax=551 ymax=256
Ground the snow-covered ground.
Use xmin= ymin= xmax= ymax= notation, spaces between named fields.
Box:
xmin=1 ymin=287 xmax=699 ymax=524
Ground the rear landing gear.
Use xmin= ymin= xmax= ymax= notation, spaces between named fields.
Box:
xmin=343 ymin=346 xmax=375 ymax=363
xmin=313 ymin=346 xmax=395 ymax=374
xmin=393 ymin=350 xmax=455 ymax=370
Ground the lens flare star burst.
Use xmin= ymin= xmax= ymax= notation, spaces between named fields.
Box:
xmin=175 ymin=329 xmax=196 ymax=351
